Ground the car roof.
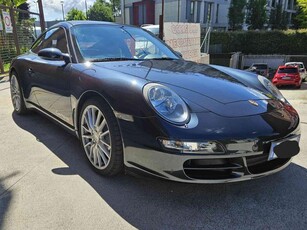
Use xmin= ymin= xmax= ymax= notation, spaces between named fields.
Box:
xmin=49 ymin=20 xmax=133 ymax=30
xmin=285 ymin=62 xmax=303 ymax=65
xmin=278 ymin=65 xmax=298 ymax=69
xmin=142 ymin=25 xmax=159 ymax=29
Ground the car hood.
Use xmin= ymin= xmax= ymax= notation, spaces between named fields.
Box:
xmin=93 ymin=60 xmax=277 ymax=117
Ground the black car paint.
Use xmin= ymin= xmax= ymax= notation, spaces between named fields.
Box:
xmin=10 ymin=21 xmax=300 ymax=182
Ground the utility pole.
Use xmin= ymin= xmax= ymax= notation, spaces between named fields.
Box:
xmin=61 ymin=0 xmax=65 ymax=21
xmin=37 ymin=0 xmax=45 ymax=32
xmin=159 ymin=0 xmax=164 ymax=40
xmin=85 ymin=0 xmax=88 ymax=19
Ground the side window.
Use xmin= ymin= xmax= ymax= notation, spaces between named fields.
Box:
xmin=31 ymin=27 xmax=68 ymax=54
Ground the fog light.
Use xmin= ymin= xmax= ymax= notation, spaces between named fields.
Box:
xmin=159 ymin=139 xmax=225 ymax=154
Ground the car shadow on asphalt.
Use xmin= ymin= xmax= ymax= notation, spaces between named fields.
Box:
xmin=12 ymin=112 xmax=307 ymax=229
xmin=0 ymin=173 xmax=16 ymax=229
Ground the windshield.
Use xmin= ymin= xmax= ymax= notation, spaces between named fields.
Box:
xmin=253 ymin=64 xmax=267 ymax=69
xmin=278 ymin=68 xmax=298 ymax=73
xmin=72 ymin=25 xmax=179 ymax=62
xmin=286 ymin=63 xmax=303 ymax=68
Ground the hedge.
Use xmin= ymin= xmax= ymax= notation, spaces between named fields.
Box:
xmin=209 ymin=30 xmax=307 ymax=55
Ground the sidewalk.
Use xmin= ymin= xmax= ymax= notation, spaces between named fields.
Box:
xmin=0 ymin=76 xmax=9 ymax=90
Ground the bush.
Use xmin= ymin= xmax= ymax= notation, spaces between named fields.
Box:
xmin=209 ymin=30 xmax=307 ymax=54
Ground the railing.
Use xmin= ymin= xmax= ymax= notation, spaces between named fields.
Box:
xmin=200 ymin=26 xmax=211 ymax=54
xmin=0 ymin=4 xmax=41 ymax=75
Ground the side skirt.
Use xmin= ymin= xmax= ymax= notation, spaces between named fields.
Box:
xmin=26 ymin=100 xmax=79 ymax=137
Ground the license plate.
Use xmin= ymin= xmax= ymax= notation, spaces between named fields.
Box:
xmin=268 ymin=135 xmax=300 ymax=161
xmin=282 ymin=76 xmax=291 ymax=80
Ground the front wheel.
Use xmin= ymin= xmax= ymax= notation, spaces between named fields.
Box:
xmin=10 ymin=73 xmax=27 ymax=114
xmin=79 ymin=98 xmax=124 ymax=176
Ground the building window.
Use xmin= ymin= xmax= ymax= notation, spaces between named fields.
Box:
xmin=196 ymin=1 xmax=201 ymax=22
xmin=190 ymin=1 xmax=195 ymax=15
xmin=216 ymin=4 xmax=219 ymax=23
xmin=204 ymin=2 xmax=213 ymax=24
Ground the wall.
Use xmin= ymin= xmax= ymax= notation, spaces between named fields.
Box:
xmin=164 ymin=22 xmax=201 ymax=62
xmin=242 ymin=55 xmax=287 ymax=69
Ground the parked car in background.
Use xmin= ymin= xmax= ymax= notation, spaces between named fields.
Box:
xmin=141 ymin=24 xmax=159 ymax=36
xmin=285 ymin=62 xmax=307 ymax=82
xmin=272 ymin=65 xmax=302 ymax=88
xmin=247 ymin=63 xmax=269 ymax=78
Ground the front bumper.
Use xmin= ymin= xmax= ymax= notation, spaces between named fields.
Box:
xmin=124 ymin=145 xmax=293 ymax=183
xmin=122 ymin=130 xmax=299 ymax=183
xmin=118 ymin=104 xmax=300 ymax=183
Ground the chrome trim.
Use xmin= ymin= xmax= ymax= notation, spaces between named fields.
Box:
xmin=61 ymin=26 xmax=73 ymax=63
xmin=67 ymin=24 xmax=79 ymax=63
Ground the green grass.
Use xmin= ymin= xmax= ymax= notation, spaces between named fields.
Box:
xmin=3 ymin=63 xmax=10 ymax=72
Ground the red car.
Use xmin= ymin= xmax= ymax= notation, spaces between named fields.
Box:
xmin=272 ymin=65 xmax=302 ymax=88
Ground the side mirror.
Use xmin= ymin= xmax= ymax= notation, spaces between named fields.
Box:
xmin=174 ymin=51 xmax=183 ymax=58
xmin=38 ymin=48 xmax=70 ymax=64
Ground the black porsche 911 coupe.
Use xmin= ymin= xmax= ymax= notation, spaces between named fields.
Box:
xmin=9 ymin=21 xmax=300 ymax=183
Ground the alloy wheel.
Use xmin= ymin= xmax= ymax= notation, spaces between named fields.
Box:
xmin=81 ymin=105 xmax=112 ymax=170
xmin=10 ymin=75 xmax=21 ymax=112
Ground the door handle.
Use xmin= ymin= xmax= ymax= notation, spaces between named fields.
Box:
xmin=28 ymin=68 xmax=34 ymax=75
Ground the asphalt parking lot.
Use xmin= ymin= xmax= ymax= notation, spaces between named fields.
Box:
xmin=0 ymin=77 xmax=307 ymax=230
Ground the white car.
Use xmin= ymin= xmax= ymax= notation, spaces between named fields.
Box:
xmin=285 ymin=62 xmax=307 ymax=82
xmin=141 ymin=24 xmax=159 ymax=37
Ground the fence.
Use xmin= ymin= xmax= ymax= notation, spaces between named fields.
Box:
xmin=0 ymin=4 xmax=42 ymax=75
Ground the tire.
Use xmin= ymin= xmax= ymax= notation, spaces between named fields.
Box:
xmin=10 ymin=72 xmax=27 ymax=115
xmin=296 ymin=84 xmax=301 ymax=89
xmin=79 ymin=97 xmax=123 ymax=176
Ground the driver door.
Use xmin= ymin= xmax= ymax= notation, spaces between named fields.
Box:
xmin=28 ymin=27 xmax=73 ymax=126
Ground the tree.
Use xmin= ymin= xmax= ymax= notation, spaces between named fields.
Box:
xmin=0 ymin=0 xmax=27 ymax=7
xmin=110 ymin=0 xmax=121 ymax=16
xmin=66 ymin=8 xmax=86 ymax=21
xmin=228 ymin=0 xmax=246 ymax=30
xmin=269 ymin=3 xmax=288 ymax=30
xmin=87 ymin=0 xmax=114 ymax=22
xmin=246 ymin=0 xmax=267 ymax=30
xmin=294 ymin=0 xmax=307 ymax=28
xmin=17 ymin=2 xmax=30 ymax=20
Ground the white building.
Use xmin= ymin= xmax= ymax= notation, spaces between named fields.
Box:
xmin=120 ymin=0 xmax=296 ymax=30
xmin=121 ymin=0 xmax=231 ymax=30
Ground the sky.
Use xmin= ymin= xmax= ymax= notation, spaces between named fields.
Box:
xmin=27 ymin=0 xmax=96 ymax=21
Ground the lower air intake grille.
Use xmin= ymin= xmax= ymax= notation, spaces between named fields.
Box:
xmin=183 ymin=158 xmax=244 ymax=180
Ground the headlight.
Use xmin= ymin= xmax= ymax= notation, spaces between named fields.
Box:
xmin=258 ymin=75 xmax=285 ymax=102
xmin=143 ymin=83 xmax=190 ymax=125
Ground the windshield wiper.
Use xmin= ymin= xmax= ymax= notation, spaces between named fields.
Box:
xmin=148 ymin=57 xmax=177 ymax=60
xmin=90 ymin=57 xmax=140 ymax=62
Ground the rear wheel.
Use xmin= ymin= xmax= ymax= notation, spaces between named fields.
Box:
xmin=10 ymin=73 xmax=27 ymax=114
xmin=79 ymin=98 xmax=124 ymax=176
